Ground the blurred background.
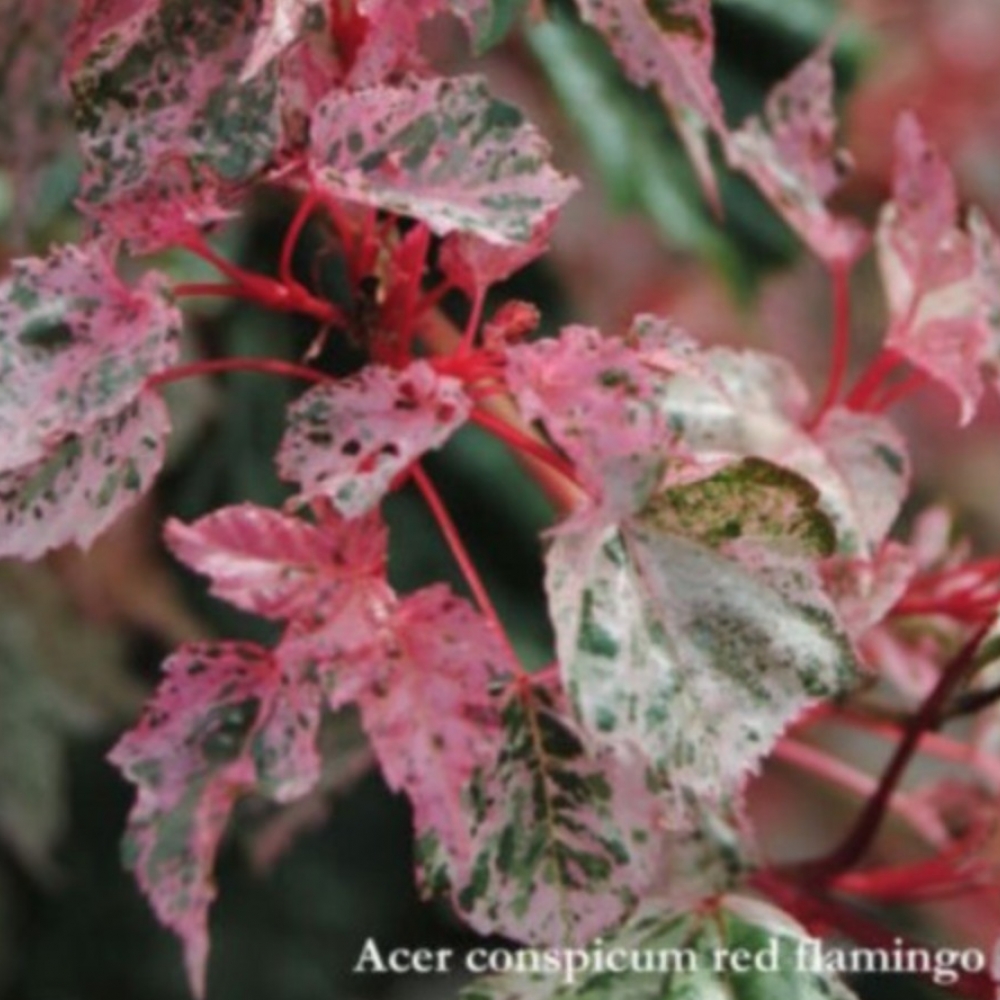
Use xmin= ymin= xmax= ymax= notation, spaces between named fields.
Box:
xmin=2 ymin=1 xmax=1000 ymax=997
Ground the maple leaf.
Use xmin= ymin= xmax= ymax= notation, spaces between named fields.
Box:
xmin=0 ymin=242 xmax=180 ymax=469
xmin=508 ymin=321 xmax=861 ymax=797
xmin=462 ymin=895 xmax=861 ymax=1000
xmin=277 ymin=362 xmax=471 ymax=516
xmin=417 ymin=685 xmax=737 ymax=948
xmin=309 ymin=75 xmax=578 ymax=243
xmin=68 ymin=0 xmax=284 ymax=251
xmin=574 ymin=0 xmax=724 ymax=207
xmin=877 ymin=113 xmax=991 ymax=424
xmin=0 ymin=395 xmax=170 ymax=560
xmin=109 ymin=641 xmax=325 ymax=997
xmin=351 ymin=586 xmax=508 ymax=863
xmin=727 ymin=47 xmax=869 ymax=267
xmin=164 ymin=503 xmax=389 ymax=619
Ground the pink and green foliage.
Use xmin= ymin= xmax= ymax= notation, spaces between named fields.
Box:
xmin=7 ymin=2 xmax=1000 ymax=999
xmin=727 ymin=48 xmax=868 ymax=267
xmin=309 ymin=75 xmax=578 ymax=242
xmin=276 ymin=362 xmax=472 ymax=516
xmin=574 ymin=0 xmax=723 ymax=206
xmin=878 ymin=114 xmax=1000 ymax=424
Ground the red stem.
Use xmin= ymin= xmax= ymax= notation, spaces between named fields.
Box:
xmin=470 ymin=408 xmax=581 ymax=485
xmin=280 ymin=190 xmax=319 ymax=287
xmin=870 ymin=370 xmax=932 ymax=412
xmin=809 ymin=260 xmax=852 ymax=426
xmin=147 ymin=357 xmax=333 ymax=390
xmin=409 ymin=464 xmax=527 ymax=679
xmin=799 ymin=622 xmax=991 ymax=879
xmin=845 ymin=348 xmax=906 ymax=411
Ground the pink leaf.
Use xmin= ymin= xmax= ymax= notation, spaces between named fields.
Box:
xmin=165 ymin=504 xmax=388 ymax=619
xmin=277 ymin=362 xmax=471 ymax=516
xmin=69 ymin=2 xmax=284 ymax=251
xmin=0 ymin=242 xmax=180 ymax=468
xmin=241 ymin=0 xmax=326 ymax=80
xmin=727 ymin=48 xmax=868 ymax=266
xmin=417 ymin=684 xmax=735 ymax=945
xmin=0 ymin=394 xmax=170 ymax=560
xmin=309 ymin=75 xmax=578 ymax=243
xmin=439 ymin=213 xmax=556 ymax=301
xmin=356 ymin=587 xmax=507 ymax=861
xmin=505 ymin=320 xmax=693 ymax=515
xmin=574 ymin=0 xmax=724 ymax=207
xmin=878 ymin=114 xmax=986 ymax=424
xmin=110 ymin=639 xmax=332 ymax=995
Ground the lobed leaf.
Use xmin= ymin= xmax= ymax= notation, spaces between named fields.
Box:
xmin=461 ymin=895 xmax=860 ymax=1000
xmin=164 ymin=503 xmax=388 ymax=619
xmin=109 ymin=641 xmax=325 ymax=997
xmin=309 ymin=75 xmax=578 ymax=243
xmin=547 ymin=487 xmax=854 ymax=800
xmin=0 ymin=242 xmax=180 ymax=469
xmin=0 ymin=395 xmax=170 ymax=560
xmin=277 ymin=362 xmax=471 ymax=517
xmin=355 ymin=587 xmax=508 ymax=862
xmin=505 ymin=321 xmax=693 ymax=517
xmin=878 ymin=114 xmax=987 ymax=424
xmin=574 ymin=0 xmax=724 ymax=207
xmin=69 ymin=0 xmax=284 ymax=251
xmin=417 ymin=686 xmax=732 ymax=947
xmin=727 ymin=48 xmax=868 ymax=266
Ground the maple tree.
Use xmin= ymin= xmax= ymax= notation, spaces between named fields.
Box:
xmin=3 ymin=1 xmax=1000 ymax=998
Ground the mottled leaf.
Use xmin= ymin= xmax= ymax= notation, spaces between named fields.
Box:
xmin=547 ymin=509 xmax=855 ymax=800
xmin=355 ymin=587 xmax=508 ymax=861
xmin=658 ymin=347 xmax=909 ymax=555
xmin=241 ymin=0 xmax=327 ymax=80
xmin=165 ymin=503 xmax=388 ymax=619
xmin=449 ymin=0 xmax=529 ymax=53
xmin=505 ymin=321 xmax=692 ymax=516
xmin=0 ymin=394 xmax=170 ymax=560
xmin=647 ymin=457 xmax=836 ymax=557
xmin=310 ymin=75 xmax=578 ymax=243
xmin=727 ymin=48 xmax=868 ymax=265
xmin=0 ymin=242 xmax=180 ymax=469
xmin=574 ymin=0 xmax=724 ymax=207
xmin=69 ymin=0 xmax=283 ymax=251
xmin=878 ymin=114 xmax=986 ymax=424
xmin=418 ymin=686 xmax=732 ymax=947
xmin=110 ymin=641 xmax=325 ymax=997
xmin=461 ymin=895 xmax=860 ymax=1000
xmin=277 ymin=362 xmax=471 ymax=516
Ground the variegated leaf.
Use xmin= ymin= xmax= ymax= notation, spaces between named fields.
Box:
xmin=417 ymin=686 xmax=728 ymax=947
xmin=165 ymin=504 xmax=388 ymax=619
xmin=547 ymin=462 xmax=855 ymax=800
xmin=356 ymin=587 xmax=508 ymax=861
xmin=309 ymin=75 xmax=578 ymax=243
xmin=574 ymin=0 xmax=724 ymax=206
xmin=277 ymin=362 xmax=471 ymax=516
xmin=727 ymin=48 xmax=868 ymax=266
xmin=0 ymin=242 xmax=180 ymax=469
xmin=461 ymin=895 xmax=861 ymax=1000
xmin=109 ymin=641 xmax=325 ymax=998
xmin=69 ymin=0 xmax=282 ymax=251
xmin=0 ymin=395 xmax=170 ymax=560
xmin=878 ymin=114 xmax=986 ymax=424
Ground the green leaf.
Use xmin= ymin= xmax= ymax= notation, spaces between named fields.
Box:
xmin=646 ymin=458 xmax=836 ymax=557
